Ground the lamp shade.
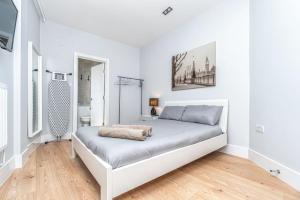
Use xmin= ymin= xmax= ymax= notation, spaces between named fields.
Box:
xmin=149 ymin=98 xmax=159 ymax=107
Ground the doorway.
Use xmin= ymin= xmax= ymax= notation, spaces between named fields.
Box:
xmin=73 ymin=53 xmax=109 ymax=132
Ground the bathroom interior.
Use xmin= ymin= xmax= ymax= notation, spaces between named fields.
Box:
xmin=77 ymin=58 xmax=105 ymax=128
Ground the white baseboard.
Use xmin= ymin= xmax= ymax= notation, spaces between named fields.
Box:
xmin=15 ymin=136 xmax=41 ymax=169
xmin=15 ymin=133 xmax=70 ymax=169
xmin=0 ymin=136 xmax=41 ymax=186
xmin=249 ymin=149 xmax=300 ymax=192
xmin=22 ymin=139 xmax=40 ymax=167
xmin=40 ymin=132 xmax=72 ymax=143
xmin=0 ymin=156 xmax=16 ymax=187
xmin=219 ymin=144 xmax=249 ymax=159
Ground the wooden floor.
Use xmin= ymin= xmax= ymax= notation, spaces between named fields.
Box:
xmin=0 ymin=141 xmax=299 ymax=200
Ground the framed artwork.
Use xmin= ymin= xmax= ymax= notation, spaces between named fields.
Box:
xmin=172 ymin=42 xmax=216 ymax=91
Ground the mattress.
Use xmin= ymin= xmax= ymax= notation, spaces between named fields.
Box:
xmin=76 ymin=119 xmax=223 ymax=169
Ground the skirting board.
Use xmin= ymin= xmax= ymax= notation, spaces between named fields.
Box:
xmin=15 ymin=136 xmax=41 ymax=168
xmin=0 ymin=136 xmax=41 ymax=186
xmin=21 ymin=141 xmax=40 ymax=167
xmin=0 ymin=156 xmax=15 ymax=187
xmin=219 ymin=144 xmax=249 ymax=159
xmin=249 ymin=149 xmax=300 ymax=192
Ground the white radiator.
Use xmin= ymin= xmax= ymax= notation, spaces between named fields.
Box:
xmin=0 ymin=83 xmax=7 ymax=152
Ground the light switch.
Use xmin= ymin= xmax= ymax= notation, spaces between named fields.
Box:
xmin=256 ymin=125 xmax=264 ymax=134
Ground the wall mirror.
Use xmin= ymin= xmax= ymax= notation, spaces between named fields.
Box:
xmin=28 ymin=41 xmax=42 ymax=137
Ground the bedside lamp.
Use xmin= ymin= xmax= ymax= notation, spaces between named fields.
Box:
xmin=149 ymin=98 xmax=159 ymax=116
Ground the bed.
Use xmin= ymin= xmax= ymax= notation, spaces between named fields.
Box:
xmin=71 ymin=99 xmax=228 ymax=200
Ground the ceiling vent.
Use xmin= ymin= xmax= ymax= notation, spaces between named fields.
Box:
xmin=162 ymin=7 xmax=173 ymax=16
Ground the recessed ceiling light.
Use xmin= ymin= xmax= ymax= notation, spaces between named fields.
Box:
xmin=162 ymin=6 xmax=173 ymax=16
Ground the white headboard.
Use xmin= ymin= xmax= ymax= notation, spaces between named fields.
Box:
xmin=164 ymin=99 xmax=229 ymax=133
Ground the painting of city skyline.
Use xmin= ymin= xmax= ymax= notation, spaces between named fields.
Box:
xmin=172 ymin=42 xmax=216 ymax=91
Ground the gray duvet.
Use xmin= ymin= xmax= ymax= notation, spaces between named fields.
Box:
xmin=76 ymin=119 xmax=222 ymax=169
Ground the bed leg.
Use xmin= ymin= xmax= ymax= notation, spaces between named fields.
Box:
xmin=100 ymin=170 xmax=112 ymax=200
xmin=101 ymin=186 xmax=112 ymax=200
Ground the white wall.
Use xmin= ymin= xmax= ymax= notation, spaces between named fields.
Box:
xmin=40 ymin=21 xmax=140 ymax=137
xmin=250 ymin=0 xmax=300 ymax=172
xmin=0 ymin=0 xmax=22 ymax=162
xmin=20 ymin=0 xmax=41 ymax=151
xmin=140 ymin=0 xmax=250 ymax=147
xmin=0 ymin=49 xmax=14 ymax=160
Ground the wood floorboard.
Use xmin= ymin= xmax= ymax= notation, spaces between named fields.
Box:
xmin=0 ymin=141 xmax=299 ymax=200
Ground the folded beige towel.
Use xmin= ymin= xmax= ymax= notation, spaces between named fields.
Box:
xmin=112 ymin=124 xmax=152 ymax=137
xmin=99 ymin=127 xmax=146 ymax=141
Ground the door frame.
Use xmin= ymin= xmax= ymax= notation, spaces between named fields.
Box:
xmin=73 ymin=52 xmax=109 ymax=133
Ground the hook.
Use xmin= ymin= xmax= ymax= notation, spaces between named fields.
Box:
xmin=45 ymin=69 xmax=73 ymax=76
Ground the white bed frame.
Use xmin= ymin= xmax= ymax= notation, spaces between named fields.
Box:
xmin=71 ymin=99 xmax=228 ymax=200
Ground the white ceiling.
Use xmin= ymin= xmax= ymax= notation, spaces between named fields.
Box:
xmin=39 ymin=0 xmax=221 ymax=47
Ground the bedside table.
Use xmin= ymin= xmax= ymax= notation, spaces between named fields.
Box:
xmin=141 ymin=115 xmax=159 ymax=121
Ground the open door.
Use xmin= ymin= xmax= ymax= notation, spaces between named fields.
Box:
xmin=91 ymin=63 xmax=105 ymax=126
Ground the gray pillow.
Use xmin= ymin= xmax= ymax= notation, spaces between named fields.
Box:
xmin=181 ymin=105 xmax=223 ymax=125
xmin=159 ymin=106 xmax=185 ymax=121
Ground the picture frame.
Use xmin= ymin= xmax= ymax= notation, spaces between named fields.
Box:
xmin=172 ymin=42 xmax=216 ymax=91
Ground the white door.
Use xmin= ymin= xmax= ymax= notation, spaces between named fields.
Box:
xmin=91 ymin=63 xmax=105 ymax=126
